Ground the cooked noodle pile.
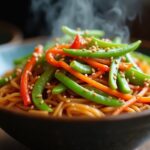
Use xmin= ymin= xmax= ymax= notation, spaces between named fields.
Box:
xmin=0 ymin=26 xmax=150 ymax=118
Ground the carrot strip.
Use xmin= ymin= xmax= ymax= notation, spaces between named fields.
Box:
xmin=77 ymin=71 xmax=104 ymax=84
xmin=94 ymin=58 xmax=110 ymax=65
xmin=113 ymin=87 xmax=148 ymax=115
xmin=119 ymin=63 xmax=133 ymax=71
xmin=79 ymin=58 xmax=109 ymax=72
xmin=138 ymin=96 xmax=150 ymax=103
xmin=90 ymin=71 xmax=104 ymax=79
xmin=49 ymin=46 xmax=110 ymax=72
xmin=94 ymin=58 xmax=133 ymax=71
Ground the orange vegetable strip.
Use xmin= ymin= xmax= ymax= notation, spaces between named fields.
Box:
xmin=77 ymin=71 xmax=103 ymax=83
xmin=46 ymin=48 xmax=133 ymax=100
xmin=20 ymin=45 xmax=43 ymax=106
xmin=49 ymin=47 xmax=110 ymax=72
xmin=119 ymin=63 xmax=133 ymax=71
xmin=79 ymin=58 xmax=109 ymax=72
xmin=94 ymin=58 xmax=110 ymax=65
xmin=94 ymin=58 xmax=133 ymax=71
xmin=90 ymin=71 xmax=104 ymax=79
xmin=113 ymin=87 xmax=148 ymax=115
xmin=138 ymin=96 xmax=150 ymax=103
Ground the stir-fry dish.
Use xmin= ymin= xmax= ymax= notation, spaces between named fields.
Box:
xmin=0 ymin=26 xmax=150 ymax=118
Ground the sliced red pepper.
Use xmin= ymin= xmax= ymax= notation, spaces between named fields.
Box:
xmin=70 ymin=34 xmax=85 ymax=49
xmin=20 ymin=45 xmax=43 ymax=106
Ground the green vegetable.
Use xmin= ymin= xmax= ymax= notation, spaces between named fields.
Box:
xmin=117 ymin=73 xmax=131 ymax=94
xmin=109 ymin=58 xmax=121 ymax=90
xmin=131 ymin=52 xmax=150 ymax=65
xmin=113 ymin=37 xmax=122 ymax=44
xmin=92 ymin=37 xmax=127 ymax=48
xmin=70 ymin=60 xmax=92 ymax=74
xmin=14 ymin=54 xmax=31 ymax=65
xmin=32 ymin=65 xmax=55 ymax=112
xmin=62 ymin=26 xmax=105 ymax=37
xmin=83 ymin=85 xmax=110 ymax=97
xmin=55 ymin=71 xmax=123 ymax=107
xmin=64 ymin=40 xmax=141 ymax=58
xmin=125 ymin=53 xmax=142 ymax=72
xmin=0 ymin=73 xmax=16 ymax=86
xmin=125 ymin=68 xmax=150 ymax=86
xmin=52 ymin=83 xmax=67 ymax=94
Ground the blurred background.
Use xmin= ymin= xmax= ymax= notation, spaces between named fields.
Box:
xmin=0 ymin=0 xmax=150 ymax=46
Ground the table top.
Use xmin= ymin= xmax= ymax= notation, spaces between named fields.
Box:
xmin=0 ymin=128 xmax=149 ymax=150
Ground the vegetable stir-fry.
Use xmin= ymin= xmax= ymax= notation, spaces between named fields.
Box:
xmin=0 ymin=26 xmax=150 ymax=118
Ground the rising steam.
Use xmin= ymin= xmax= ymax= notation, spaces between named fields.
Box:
xmin=29 ymin=0 xmax=140 ymax=42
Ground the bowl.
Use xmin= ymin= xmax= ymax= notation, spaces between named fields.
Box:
xmin=0 ymin=42 xmax=150 ymax=150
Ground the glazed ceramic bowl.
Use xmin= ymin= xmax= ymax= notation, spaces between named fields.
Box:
xmin=0 ymin=42 xmax=150 ymax=150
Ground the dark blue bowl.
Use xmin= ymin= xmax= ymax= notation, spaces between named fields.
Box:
xmin=0 ymin=42 xmax=150 ymax=150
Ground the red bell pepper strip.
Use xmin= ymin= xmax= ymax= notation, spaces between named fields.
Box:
xmin=20 ymin=45 xmax=43 ymax=106
xmin=70 ymin=35 xmax=85 ymax=49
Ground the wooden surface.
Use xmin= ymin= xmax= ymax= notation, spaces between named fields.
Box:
xmin=0 ymin=128 xmax=150 ymax=150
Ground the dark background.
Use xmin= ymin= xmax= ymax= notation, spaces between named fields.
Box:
xmin=0 ymin=0 xmax=31 ymax=37
xmin=0 ymin=0 xmax=150 ymax=40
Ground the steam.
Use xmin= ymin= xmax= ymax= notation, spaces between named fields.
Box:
xmin=29 ymin=0 xmax=140 ymax=42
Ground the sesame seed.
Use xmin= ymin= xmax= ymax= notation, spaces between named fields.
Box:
xmin=16 ymin=68 xmax=22 ymax=73
xmin=35 ymin=58 xmax=39 ymax=62
xmin=30 ymin=105 xmax=34 ymax=109
xmin=66 ymin=100 xmax=71 ymax=103
xmin=36 ymin=94 xmax=42 ymax=98
xmin=114 ymin=60 xmax=118 ymax=64
xmin=46 ymin=83 xmax=51 ymax=86
xmin=56 ymin=70 xmax=60 ymax=73
xmin=92 ymin=68 xmax=95 ymax=73
xmin=8 ymin=76 xmax=12 ymax=80
xmin=122 ymin=57 xmax=126 ymax=62
xmin=33 ymin=52 xmax=38 ymax=57
xmin=99 ymin=75 xmax=103 ymax=78
xmin=47 ymin=90 xmax=51 ymax=94
xmin=5 ymin=78 xmax=9 ymax=82
xmin=110 ymin=57 xmax=114 ymax=62
xmin=40 ymin=100 xmax=44 ymax=104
